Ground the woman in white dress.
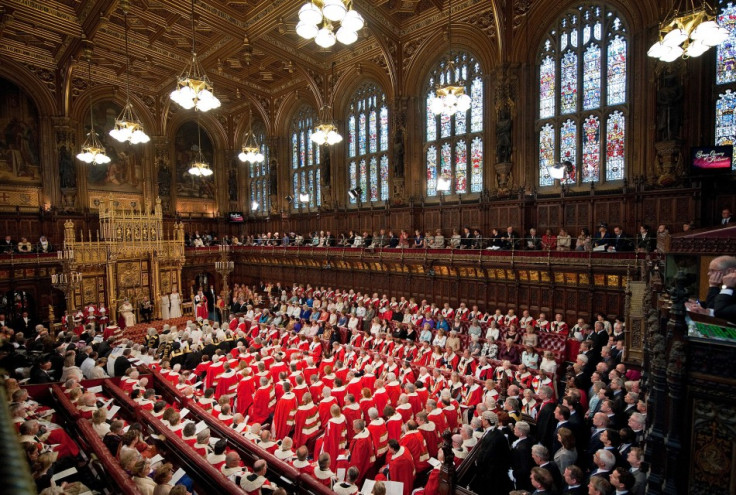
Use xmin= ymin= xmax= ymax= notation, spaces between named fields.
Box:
xmin=169 ymin=290 xmax=182 ymax=318
xmin=160 ymin=293 xmax=170 ymax=320
xmin=120 ymin=298 xmax=136 ymax=328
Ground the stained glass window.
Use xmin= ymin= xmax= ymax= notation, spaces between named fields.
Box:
xmin=714 ymin=2 xmax=736 ymax=169
xmin=605 ymin=111 xmax=625 ymax=180
xmin=582 ymin=115 xmax=601 ymax=182
xmin=290 ymin=105 xmax=320 ymax=209
xmin=539 ymin=124 xmax=556 ymax=187
xmin=248 ymin=122 xmax=271 ymax=215
xmin=716 ymin=2 xmax=736 ymax=85
xmin=560 ymin=119 xmax=578 ymax=184
xmin=346 ymin=82 xmax=389 ymax=203
xmin=425 ymin=51 xmax=484 ymax=196
xmin=537 ymin=4 xmax=628 ymax=186
xmin=540 ymin=56 xmax=556 ymax=119
xmin=426 ymin=146 xmax=437 ymax=197
xmin=583 ymin=44 xmax=601 ymax=109
xmin=560 ymin=52 xmax=578 ymax=114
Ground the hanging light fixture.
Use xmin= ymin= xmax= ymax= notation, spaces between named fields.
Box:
xmin=238 ymin=106 xmax=265 ymax=164
xmin=77 ymin=48 xmax=111 ymax=165
xmin=296 ymin=1 xmax=364 ymax=48
xmin=430 ymin=0 xmax=472 ymax=116
xmin=648 ymin=0 xmax=730 ymax=62
xmin=188 ymin=117 xmax=213 ymax=177
xmin=109 ymin=2 xmax=150 ymax=144
xmin=436 ymin=175 xmax=452 ymax=192
xmin=299 ymin=191 xmax=311 ymax=203
xmin=170 ymin=0 xmax=221 ymax=111
xmin=311 ymin=62 xmax=343 ymax=145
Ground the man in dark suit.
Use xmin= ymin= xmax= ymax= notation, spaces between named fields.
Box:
xmin=510 ymin=421 xmax=535 ymax=491
xmin=13 ymin=310 xmax=35 ymax=337
xmin=588 ymin=322 xmax=609 ymax=360
xmin=525 ymin=228 xmax=542 ymax=250
xmin=610 ymin=467 xmax=636 ymax=495
xmin=470 ymin=411 xmax=511 ymax=495
xmin=532 ymin=444 xmax=563 ymax=493
xmin=29 ymin=355 xmax=55 ymax=384
xmin=113 ymin=348 xmax=133 ymax=377
xmin=635 ymin=225 xmax=655 ymax=253
xmin=1 ymin=235 xmax=15 ymax=254
xmin=720 ymin=207 xmax=733 ymax=226
xmin=561 ymin=465 xmax=587 ymax=495
xmin=701 ymin=256 xmax=736 ymax=310
xmin=207 ymin=285 xmax=217 ymax=320
xmin=587 ymin=412 xmax=609 ymax=471
xmin=535 ymin=386 xmax=557 ymax=451
xmin=610 ymin=225 xmax=632 ymax=252
xmin=501 ymin=226 xmax=519 ymax=250
xmin=714 ymin=272 xmax=736 ymax=321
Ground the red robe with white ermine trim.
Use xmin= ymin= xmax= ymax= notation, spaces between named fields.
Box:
xmin=249 ymin=384 xmax=275 ymax=424
xmin=386 ymin=446 xmax=416 ymax=495
xmin=293 ymin=402 xmax=320 ymax=449
xmin=319 ymin=415 xmax=347 ymax=470
xmin=347 ymin=429 xmax=376 ymax=484
xmin=272 ymin=391 xmax=298 ymax=440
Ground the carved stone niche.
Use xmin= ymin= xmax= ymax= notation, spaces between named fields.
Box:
xmin=392 ymin=178 xmax=406 ymax=205
xmin=495 ymin=161 xmax=513 ymax=197
xmin=655 ymin=139 xmax=684 ymax=187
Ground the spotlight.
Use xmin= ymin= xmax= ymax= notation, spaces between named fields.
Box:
xmin=348 ymin=187 xmax=363 ymax=200
xmin=285 ymin=195 xmax=294 ymax=203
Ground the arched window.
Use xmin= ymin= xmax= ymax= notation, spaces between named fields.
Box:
xmin=248 ymin=122 xmax=270 ymax=215
xmin=347 ymin=82 xmax=389 ymax=204
xmin=290 ymin=105 xmax=321 ymax=209
xmin=424 ymin=51 xmax=484 ymax=197
xmin=537 ymin=4 xmax=629 ymax=186
xmin=715 ymin=1 xmax=736 ymax=169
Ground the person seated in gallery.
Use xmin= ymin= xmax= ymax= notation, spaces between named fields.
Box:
xmin=37 ymin=236 xmax=53 ymax=253
xmin=16 ymin=237 xmax=33 ymax=253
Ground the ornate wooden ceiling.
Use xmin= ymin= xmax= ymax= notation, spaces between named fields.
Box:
xmin=0 ymin=0 xmax=502 ymax=111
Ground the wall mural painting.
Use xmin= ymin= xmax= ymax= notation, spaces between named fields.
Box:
xmin=85 ymin=100 xmax=144 ymax=193
xmin=175 ymin=121 xmax=215 ymax=199
xmin=0 ymin=78 xmax=41 ymax=185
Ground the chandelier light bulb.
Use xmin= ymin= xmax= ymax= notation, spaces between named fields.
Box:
xmin=296 ymin=20 xmax=319 ymax=39
xmin=647 ymin=40 xmax=669 ymax=58
xmin=326 ymin=129 xmax=343 ymax=145
xmin=251 ymin=200 xmax=260 ymax=210
xmin=322 ymin=0 xmax=347 ymax=22
xmin=662 ymin=28 xmax=689 ymax=47
xmin=311 ymin=128 xmax=327 ymax=144
xmin=659 ymin=44 xmax=684 ymax=62
xmin=341 ymin=9 xmax=364 ymax=32
xmin=437 ymin=176 xmax=451 ymax=192
xmin=299 ymin=192 xmax=310 ymax=203
xmin=456 ymin=93 xmax=472 ymax=112
xmin=685 ymin=39 xmax=710 ymax=57
xmin=430 ymin=97 xmax=445 ymax=115
xmin=315 ymin=26 xmax=336 ymax=48
xmin=298 ymin=3 xmax=323 ymax=24
xmin=336 ymin=26 xmax=358 ymax=45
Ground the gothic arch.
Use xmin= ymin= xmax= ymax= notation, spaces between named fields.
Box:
xmin=404 ymin=24 xmax=497 ymax=97
xmin=0 ymin=61 xmax=57 ymax=117
xmin=333 ymin=68 xmax=393 ymax=119
xmin=69 ymin=84 xmax=157 ymax=138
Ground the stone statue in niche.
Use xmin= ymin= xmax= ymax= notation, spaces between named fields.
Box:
xmin=393 ymin=126 xmax=405 ymax=178
xmin=228 ymin=165 xmax=238 ymax=201
xmin=269 ymin=161 xmax=278 ymax=196
xmin=321 ymin=147 xmax=330 ymax=187
xmin=656 ymin=69 xmax=683 ymax=142
xmin=496 ymin=105 xmax=512 ymax=164
xmin=157 ymin=160 xmax=171 ymax=197
xmin=59 ymin=145 xmax=76 ymax=188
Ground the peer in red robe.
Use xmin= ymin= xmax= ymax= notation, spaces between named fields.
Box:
xmin=319 ymin=405 xmax=347 ymax=470
xmin=342 ymin=399 xmax=363 ymax=443
xmin=399 ymin=426 xmax=431 ymax=472
xmin=272 ymin=387 xmax=298 ymax=440
xmin=293 ymin=397 xmax=320 ymax=450
xmin=367 ymin=417 xmax=389 ymax=457
xmin=384 ymin=443 xmax=415 ymax=495
xmin=347 ymin=423 xmax=376 ymax=484
xmin=235 ymin=372 xmax=255 ymax=415
xmin=196 ymin=299 xmax=208 ymax=321
xmin=249 ymin=379 xmax=275 ymax=424
xmin=318 ymin=394 xmax=338 ymax=426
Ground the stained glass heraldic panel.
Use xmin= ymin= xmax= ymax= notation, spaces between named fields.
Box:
xmin=248 ymin=122 xmax=270 ymax=215
xmin=715 ymin=1 xmax=736 ymax=169
xmin=538 ymin=4 xmax=628 ymax=186
xmin=290 ymin=106 xmax=321 ymax=208
xmin=347 ymin=82 xmax=389 ymax=203
xmin=425 ymin=51 xmax=484 ymax=196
